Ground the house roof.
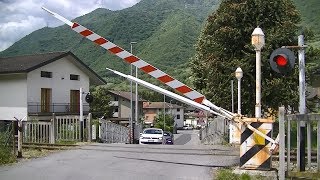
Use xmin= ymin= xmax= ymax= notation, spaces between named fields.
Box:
xmin=143 ymin=102 xmax=183 ymax=109
xmin=108 ymin=90 xmax=146 ymax=102
xmin=0 ymin=51 xmax=106 ymax=85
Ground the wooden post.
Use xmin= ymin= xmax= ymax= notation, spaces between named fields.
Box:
xmin=50 ymin=113 xmax=56 ymax=144
xmin=287 ymin=116 xmax=291 ymax=172
xmin=317 ymin=120 xmax=320 ymax=172
xmin=17 ymin=120 xmax=22 ymax=158
xmin=279 ymin=107 xmax=285 ymax=180
xmin=307 ymin=120 xmax=311 ymax=169
xmin=297 ymin=120 xmax=301 ymax=170
xmin=12 ymin=122 xmax=16 ymax=156
xmin=87 ymin=113 xmax=92 ymax=142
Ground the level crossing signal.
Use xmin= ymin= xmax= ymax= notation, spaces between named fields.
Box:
xmin=269 ymin=48 xmax=295 ymax=75
xmin=85 ymin=93 xmax=93 ymax=103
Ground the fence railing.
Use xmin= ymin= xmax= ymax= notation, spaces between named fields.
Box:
xmin=199 ymin=117 xmax=229 ymax=144
xmin=27 ymin=102 xmax=89 ymax=114
xmin=22 ymin=114 xmax=91 ymax=144
xmin=278 ymin=107 xmax=320 ymax=179
xmin=100 ymin=119 xmax=129 ymax=144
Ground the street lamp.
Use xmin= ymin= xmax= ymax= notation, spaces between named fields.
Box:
xmin=235 ymin=67 xmax=243 ymax=115
xmin=252 ymin=27 xmax=265 ymax=118
xmin=130 ymin=41 xmax=137 ymax=144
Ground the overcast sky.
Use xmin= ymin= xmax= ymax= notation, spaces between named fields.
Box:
xmin=0 ymin=0 xmax=140 ymax=51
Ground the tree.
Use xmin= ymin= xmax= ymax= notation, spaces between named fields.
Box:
xmin=190 ymin=0 xmax=303 ymax=116
xmin=154 ymin=111 xmax=175 ymax=132
xmin=90 ymin=86 xmax=113 ymax=118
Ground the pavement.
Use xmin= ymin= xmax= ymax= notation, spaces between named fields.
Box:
xmin=0 ymin=130 xmax=239 ymax=180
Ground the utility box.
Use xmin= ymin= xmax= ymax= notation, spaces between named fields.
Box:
xmin=239 ymin=118 xmax=274 ymax=170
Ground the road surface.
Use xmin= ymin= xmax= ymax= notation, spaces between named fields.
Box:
xmin=0 ymin=130 xmax=238 ymax=180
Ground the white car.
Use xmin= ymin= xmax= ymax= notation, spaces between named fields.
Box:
xmin=139 ymin=128 xmax=165 ymax=144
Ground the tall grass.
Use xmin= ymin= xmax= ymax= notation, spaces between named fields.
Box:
xmin=0 ymin=122 xmax=16 ymax=164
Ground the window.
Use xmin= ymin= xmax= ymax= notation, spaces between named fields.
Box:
xmin=114 ymin=108 xmax=119 ymax=112
xmin=114 ymin=96 xmax=119 ymax=101
xmin=177 ymin=108 xmax=180 ymax=112
xmin=177 ymin=115 xmax=180 ymax=119
xmin=41 ymin=71 xmax=52 ymax=78
xmin=70 ymin=74 xmax=79 ymax=80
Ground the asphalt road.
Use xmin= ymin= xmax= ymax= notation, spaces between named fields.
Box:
xmin=0 ymin=130 xmax=238 ymax=180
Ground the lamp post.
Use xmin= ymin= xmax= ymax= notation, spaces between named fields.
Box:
xmin=251 ymin=27 xmax=265 ymax=118
xmin=130 ymin=41 xmax=137 ymax=144
xmin=235 ymin=67 xmax=243 ymax=115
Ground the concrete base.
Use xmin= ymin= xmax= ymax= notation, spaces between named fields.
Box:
xmin=233 ymin=167 xmax=278 ymax=180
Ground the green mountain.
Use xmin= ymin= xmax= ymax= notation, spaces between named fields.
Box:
xmin=0 ymin=0 xmax=220 ymax=85
xmin=292 ymin=0 xmax=320 ymax=46
xmin=1 ymin=0 xmax=319 ymax=86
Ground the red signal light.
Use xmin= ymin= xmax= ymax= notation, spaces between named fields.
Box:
xmin=269 ymin=48 xmax=295 ymax=75
xmin=274 ymin=55 xmax=288 ymax=67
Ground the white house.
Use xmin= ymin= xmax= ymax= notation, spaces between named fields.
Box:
xmin=143 ymin=102 xmax=184 ymax=128
xmin=0 ymin=51 xmax=106 ymax=120
xmin=107 ymin=90 xmax=145 ymax=125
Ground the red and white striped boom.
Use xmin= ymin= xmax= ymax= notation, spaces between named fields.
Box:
xmin=42 ymin=7 xmax=279 ymax=148
xmin=41 ymin=7 xmax=234 ymax=118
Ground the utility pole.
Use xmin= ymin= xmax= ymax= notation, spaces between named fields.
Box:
xmin=298 ymin=35 xmax=306 ymax=171
xmin=163 ymin=95 xmax=166 ymax=131
xmin=130 ymin=42 xmax=137 ymax=144
xmin=80 ymin=87 xmax=83 ymax=141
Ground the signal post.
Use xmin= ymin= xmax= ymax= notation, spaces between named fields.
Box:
xmin=269 ymin=35 xmax=307 ymax=171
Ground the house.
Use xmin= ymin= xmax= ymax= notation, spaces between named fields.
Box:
xmin=0 ymin=51 xmax=106 ymax=120
xmin=108 ymin=90 xmax=145 ymax=125
xmin=184 ymin=106 xmax=205 ymax=127
xmin=143 ymin=102 xmax=184 ymax=128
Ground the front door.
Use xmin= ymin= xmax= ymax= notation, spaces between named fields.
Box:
xmin=70 ymin=90 xmax=80 ymax=113
xmin=41 ymin=88 xmax=51 ymax=113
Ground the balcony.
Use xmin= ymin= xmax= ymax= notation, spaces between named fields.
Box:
xmin=27 ymin=102 xmax=90 ymax=115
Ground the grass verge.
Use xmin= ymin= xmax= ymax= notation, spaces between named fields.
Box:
xmin=215 ymin=169 xmax=266 ymax=180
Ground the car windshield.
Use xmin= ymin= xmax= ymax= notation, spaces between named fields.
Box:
xmin=143 ymin=129 xmax=162 ymax=134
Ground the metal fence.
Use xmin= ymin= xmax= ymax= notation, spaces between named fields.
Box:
xmin=100 ymin=119 xmax=129 ymax=143
xmin=27 ymin=102 xmax=89 ymax=114
xmin=199 ymin=117 xmax=229 ymax=144
xmin=278 ymin=108 xmax=320 ymax=179
xmin=0 ymin=121 xmax=16 ymax=155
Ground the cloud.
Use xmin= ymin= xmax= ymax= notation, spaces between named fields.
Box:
xmin=0 ymin=0 xmax=140 ymax=51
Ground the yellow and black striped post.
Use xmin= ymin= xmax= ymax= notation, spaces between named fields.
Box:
xmin=240 ymin=118 xmax=273 ymax=170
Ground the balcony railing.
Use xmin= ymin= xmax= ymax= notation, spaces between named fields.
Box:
xmin=28 ymin=102 xmax=90 ymax=114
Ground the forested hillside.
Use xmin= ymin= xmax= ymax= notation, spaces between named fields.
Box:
xmin=292 ymin=0 xmax=320 ymax=46
xmin=0 ymin=0 xmax=219 ymax=86
xmin=0 ymin=0 xmax=319 ymax=90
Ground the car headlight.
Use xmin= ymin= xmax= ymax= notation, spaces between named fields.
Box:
xmin=159 ymin=137 xmax=163 ymax=140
